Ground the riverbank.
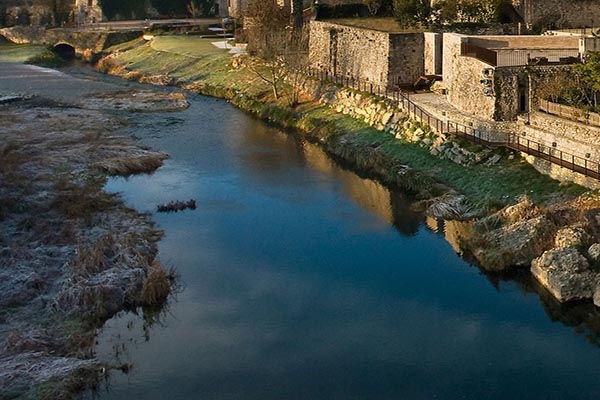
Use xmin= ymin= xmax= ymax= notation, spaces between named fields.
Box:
xmin=0 ymin=62 xmax=184 ymax=398
xmin=94 ymin=36 xmax=600 ymax=303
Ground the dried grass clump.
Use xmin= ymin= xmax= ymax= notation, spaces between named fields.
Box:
xmin=0 ymin=353 xmax=98 ymax=399
xmin=140 ymin=260 xmax=171 ymax=306
xmin=425 ymin=194 xmax=478 ymax=221
xmin=94 ymin=153 xmax=168 ymax=176
xmin=95 ymin=56 xmax=123 ymax=75
xmin=71 ymin=234 xmax=116 ymax=276
xmin=4 ymin=329 xmax=52 ymax=353
xmin=52 ymin=179 xmax=117 ymax=221
xmin=157 ymin=199 xmax=196 ymax=213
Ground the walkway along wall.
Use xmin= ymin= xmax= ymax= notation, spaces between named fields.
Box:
xmin=295 ymin=68 xmax=600 ymax=189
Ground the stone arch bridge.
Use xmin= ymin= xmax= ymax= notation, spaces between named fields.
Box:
xmin=0 ymin=27 xmax=142 ymax=61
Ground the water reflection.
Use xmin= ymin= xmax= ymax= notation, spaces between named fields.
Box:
xmin=88 ymin=93 xmax=600 ymax=400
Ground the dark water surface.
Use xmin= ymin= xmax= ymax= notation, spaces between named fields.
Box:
xmin=91 ymin=93 xmax=600 ymax=400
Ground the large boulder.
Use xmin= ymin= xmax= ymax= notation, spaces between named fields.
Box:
xmin=531 ymin=247 xmax=598 ymax=302
xmin=587 ymin=243 xmax=600 ymax=265
xmin=593 ymin=287 xmax=600 ymax=308
xmin=473 ymin=215 xmax=556 ymax=271
xmin=554 ymin=226 xmax=590 ymax=249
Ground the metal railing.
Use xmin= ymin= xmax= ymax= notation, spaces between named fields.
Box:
xmin=507 ymin=134 xmax=600 ymax=179
xmin=460 ymin=43 xmax=580 ymax=67
xmin=299 ymin=67 xmax=600 ymax=180
xmin=496 ymin=49 xmax=580 ymax=67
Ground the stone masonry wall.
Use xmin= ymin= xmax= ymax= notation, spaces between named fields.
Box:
xmin=424 ymin=32 xmax=442 ymax=76
xmin=512 ymin=0 xmax=600 ymax=29
xmin=442 ymin=33 xmax=496 ymax=120
xmin=522 ymin=154 xmax=600 ymax=189
xmin=518 ymin=112 xmax=600 ymax=164
xmin=308 ymin=21 xmax=424 ymax=88
xmin=493 ymin=67 xmax=521 ymax=121
xmin=388 ymin=33 xmax=425 ymax=87
xmin=468 ymin=35 xmax=579 ymax=50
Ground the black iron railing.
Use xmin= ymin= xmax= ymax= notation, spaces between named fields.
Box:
xmin=298 ymin=67 xmax=600 ymax=180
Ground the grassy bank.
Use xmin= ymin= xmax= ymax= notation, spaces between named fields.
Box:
xmin=0 ymin=42 xmax=46 ymax=63
xmin=99 ymin=36 xmax=587 ymax=209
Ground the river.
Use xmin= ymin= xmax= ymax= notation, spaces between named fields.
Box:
xmin=58 ymin=82 xmax=600 ymax=400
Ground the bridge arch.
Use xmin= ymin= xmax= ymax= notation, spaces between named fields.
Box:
xmin=53 ymin=43 xmax=76 ymax=60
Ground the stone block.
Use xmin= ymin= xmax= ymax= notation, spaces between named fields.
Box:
xmin=531 ymin=247 xmax=596 ymax=302
xmin=554 ymin=226 xmax=590 ymax=249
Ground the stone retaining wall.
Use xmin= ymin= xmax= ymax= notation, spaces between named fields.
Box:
xmin=522 ymin=153 xmax=600 ymax=189
xmin=308 ymin=21 xmax=424 ymax=89
xmin=517 ymin=111 xmax=600 ymax=164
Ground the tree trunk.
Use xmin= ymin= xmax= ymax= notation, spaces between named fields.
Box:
xmin=292 ymin=0 xmax=303 ymax=31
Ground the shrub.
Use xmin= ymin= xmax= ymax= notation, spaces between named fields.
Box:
xmin=25 ymin=50 xmax=66 ymax=68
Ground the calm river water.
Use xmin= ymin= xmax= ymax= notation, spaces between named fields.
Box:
xmin=87 ymin=90 xmax=600 ymax=399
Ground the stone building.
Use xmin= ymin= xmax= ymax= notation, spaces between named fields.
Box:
xmin=511 ymin=0 xmax=600 ymax=30
xmin=73 ymin=0 xmax=103 ymax=24
xmin=308 ymin=20 xmax=596 ymax=122
xmin=309 ymin=20 xmax=425 ymax=89
xmin=442 ymin=33 xmax=583 ymax=121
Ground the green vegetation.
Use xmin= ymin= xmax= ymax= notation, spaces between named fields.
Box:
xmin=25 ymin=49 xmax=66 ymax=68
xmin=0 ymin=42 xmax=46 ymax=63
xmin=541 ymin=52 xmax=600 ymax=113
xmin=393 ymin=0 xmax=431 ymax=27
xmin=338 ymin=124 xmax=585 ymax=205
xmin=101 ymin=36 xmax=588 ymax=209
xmin=389 ymin=0 xmax=513 ymax=28
xmin=98 ymin=0 xmax=215 ymax=20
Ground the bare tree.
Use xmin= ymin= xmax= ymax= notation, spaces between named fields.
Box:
xmin=365 ymin=0 xmax=382 ymax=16
xmin=187 ymin=0 xmax=198 ymax=18
xmin=244 ymin=0 xmax=305 ymax=103
xmin=292 ymin=0 xmax=303 ymax=30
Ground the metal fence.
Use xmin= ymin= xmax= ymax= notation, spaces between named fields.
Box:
xmin=461 ymin=43 xmax=580 ymax=67
xmin=496 ymin=49 xmax=580 ymax=67
xmin=299 ymin=67 xmax=600 ymax=180
xmin=507 ymin=134 xmax=600 ymax=180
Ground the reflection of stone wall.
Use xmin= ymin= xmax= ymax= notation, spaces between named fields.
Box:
xmin=302 ymin=143 xmax=395 ymax=225
xmin=443 ymin=220 xmax=473 ymax=257
xmin=309 ymin=21 xmax=424 ymax=88
xmin=512 ymin=0 xmax=600 ymax=29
